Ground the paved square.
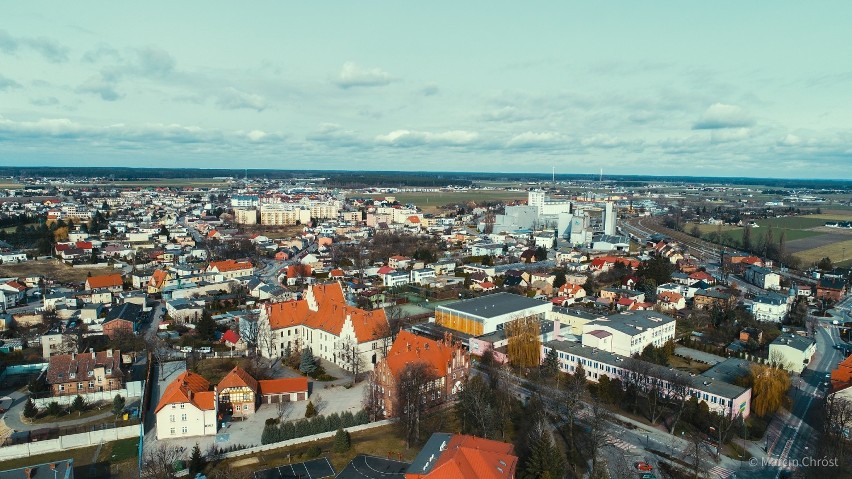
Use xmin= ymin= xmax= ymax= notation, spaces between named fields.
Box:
xmin=336 ymin=455 xmax=409 ymax=479
xmin=253 ymin=458 xmax=335 ymax=479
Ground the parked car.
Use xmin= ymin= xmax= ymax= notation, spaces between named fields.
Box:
xmin=180 ymin=346 xmax=193 ymax=353
xmin=197 ymin=346 xmax=212 ymax=354
xmin=635 ymin=462 xmax=653 ymax=472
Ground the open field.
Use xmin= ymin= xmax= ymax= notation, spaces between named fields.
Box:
xmin=368 ymin=190 xmax=527 ymax=214
xmin=0 ymin=260 xmax=116 ymax=284
xmin=791 ymin=239 xmax=852 ymax=267
xmin=0 ymin=181 xmax=21 ymax=189
xmin=0 ymin=223 xmax=39 ymax=233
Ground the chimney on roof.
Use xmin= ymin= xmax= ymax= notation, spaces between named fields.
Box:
xmin=24 ymin=468 xmax=32 ymax=479
xmin=91 ymin=348 xmax=95 ymax=359
xmin=107 ymin=350 xmax=113 ymax=358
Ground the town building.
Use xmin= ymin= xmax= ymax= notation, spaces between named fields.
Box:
xmin=207 ymin=259 xmax=255 ymax=280
xmin=743 ymin=266 xmax=781 ymax=290
xmin=155 ymin=371 xmax=218 ymax=440
xmin=46 ymin=349 xmax=124 ymax=397
xmin=580 ymin=310 xmax=676 ymax=357
xmin=768 ymin=333 xmax=817 ymax=374
xmin=405 ymin=432 xmax=518 ymax=479
xmin=0 ymin=459 xmax=75 ymax=479
xmin=258 ymin=377 xmax=309 ymax=404
xmin=102 ymin=302 xmax=144 ymax=338
xmin=816 ymin=275 xmax=847 ymax=302
xmin=217 ymin=366 xmax=259 ymax=418
xmin=258 ymin=282 xmax=390 ymax=370
xmin=84 ymin=273 xmax=124 ymax=292
xmin=750 ymin=294 xmax=790 ymax=322
xmin=435 ymin=293 xmax=551 ymax=336
xmin=693 ymin=288 xmax=736 ymax=310
xmin=374 ymin=331 xmax=469 ymax=417
xmin=542 ymin=340 xmax=751 ymax=417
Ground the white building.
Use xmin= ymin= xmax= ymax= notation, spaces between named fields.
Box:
xmin=257 ymin=283 xmax=390 ymax=371
xmin=155 ymin=371 xmax=218 ymax=440
xmin=768 ymin=333 xmax=816 ymax=373
xmin=410 ymin=268 xmax=436 ymax=285
xmin=751 ymin=294 xmax=790 ymax=322
xmin=744 ymin=266 xmax=781 ymax=290
xmin=581 ymin=310 xmax=677 ymax=357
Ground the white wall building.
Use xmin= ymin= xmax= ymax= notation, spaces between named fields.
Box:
xmin=581 ymin=310 xmax=677 ymax=357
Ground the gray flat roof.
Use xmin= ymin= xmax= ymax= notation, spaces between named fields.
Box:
xmin=437 ymin=292 xmax=549 ymax=319
xmin=701 ymin=358 xmax=752 ymax=384
xmin=771 ymin=333 xmax=815 ymax=352
xmin=0 ymin=459 xmax=73 ymax=479
xmin=585 ymin=310 xmax=676 ymax=336
xmin=551 ymin=306 xmax=605 ymax=321
xmin=544 ymin=340 xmax=748 ymax=400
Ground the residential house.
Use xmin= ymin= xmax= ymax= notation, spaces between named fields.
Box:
xmin=258 ymin=282 xmax=390 ymax=370
xmin=84 ymin=274 xmax=124 ymax=293
xmin=46 ymin=349 xmax=124 ymax=397
xmin=769 ymin=333 xmax=817 ymax=374
xmin=0 ymin=280 xmax=27 ymax=310
xmin=410 ymin=268 xmax=436 ymax=285
xmin=221 ymin=330 xmax=247 ymax=351
xmin=656 ymin=291 xmax=686 ymax=311
xmin=374 ymin=331 xmax=469 ymax=417
xmin=207 ymin=259 xmax=255 ymax=280
xmin=102 ymin=302 xmax=144 ymax=338
xmin=218 ymin=366 xmax=259 ymax=418
xmin=693 ymin=288 xmax=736 ymax=310
xmin=166 ymin=298 xmax=205 ymax=323
xmin=816 ymin=275 xmax=847 ymax=302
xmin=751 ymin=294 xmax=790 ymax=322
xmin=744 ymin=266 xmax=781 ymax=290
xmin=384 ymin=271 xmax=410 ymax=288
xmin=155 ymin=371 xmax=217 ymax=440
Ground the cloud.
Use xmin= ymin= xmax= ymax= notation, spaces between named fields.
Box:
xmin=420 ymin=84 xmax=439 ymax=96
xmin=481 ymin=106 xmax=537 ymax=123
xmin=134 ymin=47 xmax=176 ymax=77
xmin=30 ymin=96 xmax=60 ymax=107
xmin=306 ymin=123 xmax=361 ymax=147
xmin=580 ymin=134 xmax=640 ymax=149
xmin=335 ymin=61 xmax=394 ymax=89
xmin=76 ymin=75 xmax=123 ymax=101
xmin=693 ymin=103 xmax=755 ymax=129
xmin=710 ymin=128 xmax=751 ymax=143
xmin=375 ymin=129 xmax=478 ymax=147
xmin=215 ymin=87 xmax=268 ymax=111
xmin=0 ymin=74 xmax=21 ymax=91
xmin=0 ymin=30 xmax=69 ymax=63
xmin=506 ymin=131 xmax=563 ymax=148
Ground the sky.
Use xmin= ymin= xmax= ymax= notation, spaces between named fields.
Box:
xmin=1 ymin=2 xmax=851 ymax=179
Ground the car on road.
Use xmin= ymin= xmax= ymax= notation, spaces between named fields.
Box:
xmin=635 ymin=462 xmax=653 ymax=471
xmin=640 ymin=474 xmax=656 ymax=479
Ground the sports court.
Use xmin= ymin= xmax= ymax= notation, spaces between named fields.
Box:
xmin=253 ymin=458 xmax=336 ymax=479
xmin=335 ymin=454 xmax=410 ymax=479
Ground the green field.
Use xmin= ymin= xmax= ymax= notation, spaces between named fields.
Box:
xmin=693 ymin=222 xmax=822 ymax=244
xmin=369 ymin=190 xmax=527 ymax=213
xmin=56 ymin=178 xmax=233 ymax=188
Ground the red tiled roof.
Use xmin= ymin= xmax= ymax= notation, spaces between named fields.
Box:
xmin=406 ymin=434 xmax=517 ymax=479
xmin=208 ymin=259 xmax=253 ymax=272
xmin=258 ymin=377 xmax=309 ymax=395
xmin=218 ymin=366 xmax=258 ymax=393
xmin=377 ymin=266 xmax=396 ymax=275
xmin=221 ymin=330 xmax=241 ymax=345
xmin=385 ymin=331 xmax=454 ymax=378
xmin=265 ymin=283 xmax=389 ymax=343
xmin=47 ymin=350 xmax=123 ymax=385
xmin=155 ymin=371 xmax=214 ymax=412
xmin=86 ymin=274 xmax=123 ymax=289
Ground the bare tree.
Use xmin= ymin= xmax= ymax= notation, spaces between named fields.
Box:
xmin=337 ymin=336 xmax=366 ymax=386
xmin=710 ymin=410 xmax=742 ymax=461
xmin=146 ymin=335 xmax=173 ymax=381
xmin=587 ymin=398 xmax=613 ymax=477
xmin=684 ymin=434 xmax=704 ymax=479
xmin=667 ymin=370 xmax=693 ymax=434
xmin=141 ymin=443 xmax=184 ymax=479
xmin=394 ymin=361 xmax=437 ymax=448
xmin=256 ymin=317 xmax=276 ymax=358
xmin=561 ymin=364 xmax=586 ymax=450
xmin=238 ymin=318 xmax=259 ymax=352
xmin=384 ymin=303 xmax=405 ymax=340
xmin=362 ymin=370 xmax=384 ymax=422
xmin=623 ymin=357 xmax=652 ymax=415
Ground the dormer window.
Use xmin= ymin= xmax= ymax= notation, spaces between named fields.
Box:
xmin=106 ymin=368 xmax=112 ymax=374
xmin=89 ymin=371 xmax=94 ymax=377
xmin=69 ymin=372 xmax=76 ymax=379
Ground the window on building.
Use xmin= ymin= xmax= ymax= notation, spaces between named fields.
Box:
xmin=181 ymin=427 xmax=188 ymax=434
xmin=170 ymin=415 xmax=175 ymax=422
xmin=170 ymin=428 xmax=175 ymax=435
xmin=181 ymin=414 xmax=187 ymax=421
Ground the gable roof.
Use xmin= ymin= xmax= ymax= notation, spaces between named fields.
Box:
xmin=218 ymin=366 xmax=258 ymax=393
xmin=86 ymin=273 xmax=123 ymax=289
xmin=265 ymin=282 xmax=389 ymax=343
xmin=208 ymin=259 xmax=253 ymax=272
xmin=406 ymin=433 xmax=517 ymax=479
xmin=258 ymin=377 xmax=309 ymax=395
xmin=384 ymin=331 xmax=456 ymax=378
xmin=221 ymin=329 xmax=241 ymax=345
xmin=155 ymin=371 xmax=214 ymax=412
xmin=46 ymin=350 xmax=123 ymax=385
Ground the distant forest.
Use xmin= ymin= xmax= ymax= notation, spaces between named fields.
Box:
xmin=0 ymin=166 xmax=849 ymax=189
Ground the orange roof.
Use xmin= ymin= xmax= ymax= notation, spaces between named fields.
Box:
xmin=658 ymin=291 xmax=683 ymax=302
xmin=218 ymin=366 xmax=258 ymax=393
xmin=385 ymin=331 xmax=454 ymax=378
xmin=406 ymin=216 xmax=421 ymax=224
xmin=86 ymin=273 xmax=123 ymax=289
xmin=406 ymin=434 xmax=518 ymax=479
xmin=155 ymin=371 xmax=214 ymax=412
xmin=209 ymin=259 xmax=253 ymax=272
xmin=149 ymin=269 xmax=168 ymax=288
xmin=329 ymin=268 xmax=344 ymax=277
xmin=287 ymin=264 xmax=313 ymax=278
xmin=258 ymin=377 xmax=309 ymax=395
xmin=831 ymin=354 xmax=852 ymax=389
xmin=265 ymin=283 xmax=389 ymax=343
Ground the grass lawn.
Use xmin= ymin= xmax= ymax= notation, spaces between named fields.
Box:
xmin=27 ymin=401 xmax=112 ymax=424
xmin=101 ymin=437 xmax=139 ymax=463
xmin=668 ymin=355 xmax=712 ymax=374
xmin=192 ymin=357 xmax=244 ymax=384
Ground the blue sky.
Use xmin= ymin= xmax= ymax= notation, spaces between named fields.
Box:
xmin=1 ymin=2 xmax=851 ymax=178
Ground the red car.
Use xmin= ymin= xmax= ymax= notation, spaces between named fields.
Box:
xmin=635 ymin=462 xmax=653 ymax=472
